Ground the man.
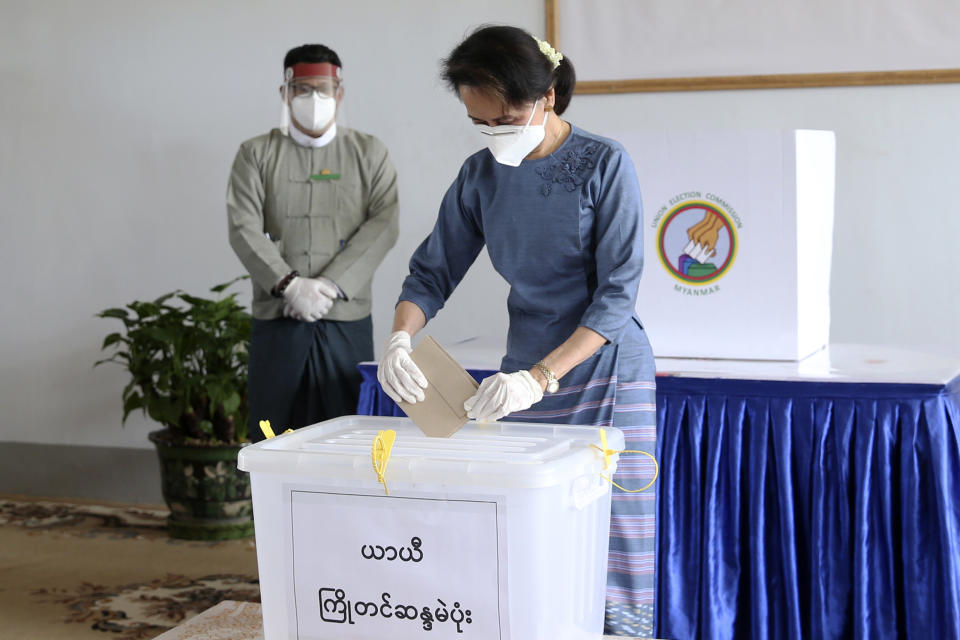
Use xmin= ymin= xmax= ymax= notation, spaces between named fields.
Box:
xmin=228 ymin=44 xmax=398 ymax=441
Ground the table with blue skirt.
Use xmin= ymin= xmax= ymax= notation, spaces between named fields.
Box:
xmin=356 ymin=344 xmax=960 ymax=640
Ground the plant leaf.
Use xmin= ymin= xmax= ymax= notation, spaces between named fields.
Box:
xmin=210 ymin=275 xmax=249 ymax=293
xmin=101 ymin=332 xmax=125 ymax=350
xmin=122 ymin=392 xmax=143 ymax=423
xmin=220 ymin=391 xmax=241 ymax=415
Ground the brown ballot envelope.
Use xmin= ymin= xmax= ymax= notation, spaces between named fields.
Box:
xmin=397 ymin=336 xmax=480 ymax=438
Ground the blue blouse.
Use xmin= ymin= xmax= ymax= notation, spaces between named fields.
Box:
xmin=399 ymin=125 xmax=644 ymax=366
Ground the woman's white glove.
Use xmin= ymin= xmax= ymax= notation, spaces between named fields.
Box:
xmin=464 ymin=370 xmax=544 ymax=422
xmin=377 ymin=331 xmax=428 ymax=404
xmin=282 ymin=276 xmax=338 ymax=322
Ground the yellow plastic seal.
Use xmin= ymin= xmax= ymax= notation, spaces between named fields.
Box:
xmin=258 ymin=420 xmax=293 ymax=440
xmin=591 ymin=428 xmax=659 ymax=493
xmin=372 ymin=430 xmax=396 ymax=495
xmin=259 ymin=420 xmax=276 ymax=439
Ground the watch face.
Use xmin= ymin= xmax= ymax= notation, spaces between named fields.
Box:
xmin=547 ymin=380 xmax=559 ymax=393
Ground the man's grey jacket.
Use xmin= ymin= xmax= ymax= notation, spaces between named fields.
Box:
xmin=227 ymin=126 xmax=399 ymax=321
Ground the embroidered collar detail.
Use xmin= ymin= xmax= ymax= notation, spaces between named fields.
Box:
xmin=535 ymin=142 xmax=599 ymax=196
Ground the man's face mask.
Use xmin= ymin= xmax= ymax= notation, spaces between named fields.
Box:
xmin=288 ymin=80 xmax=337 ymax=132
xmin=475 ymin=99 xmax=547 ymax=167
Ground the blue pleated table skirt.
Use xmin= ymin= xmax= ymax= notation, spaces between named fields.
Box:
xmin=357 ymin=363 xmax=960 ymax=640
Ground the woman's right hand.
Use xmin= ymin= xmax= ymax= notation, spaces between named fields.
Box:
xmin=377 ymin=331 xmax=428 ymax=404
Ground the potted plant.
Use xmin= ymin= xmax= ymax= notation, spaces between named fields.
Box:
xmin=96 ymin=277 xmax=254 ymax=540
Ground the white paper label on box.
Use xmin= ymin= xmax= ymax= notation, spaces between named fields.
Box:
xmin=289 ymin=490 xmax=508 ymax=639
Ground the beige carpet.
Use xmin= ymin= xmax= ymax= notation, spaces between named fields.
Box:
xmin=0 ymin=495 xmax=260 ymax=640
xmin=0 ymin=495 xmax=657 ymax=639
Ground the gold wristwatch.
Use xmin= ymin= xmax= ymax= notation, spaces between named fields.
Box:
xmin=534 ymin=360 xmax=559 ymax=393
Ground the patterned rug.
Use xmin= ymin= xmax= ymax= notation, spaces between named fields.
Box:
xmin=0 ymin=496 xmax=260 ymax=640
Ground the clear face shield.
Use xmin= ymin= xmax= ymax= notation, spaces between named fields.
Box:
xmin=280 ymin=62 xmax=343 ymax=135
xmin=285 ymin=76 xmax=339 ymax=101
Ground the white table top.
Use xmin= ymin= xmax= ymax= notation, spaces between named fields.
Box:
xmin=396 ymin=339 xmax=960 ymax=386
xmin=655 ymin=343 xmax=960 ymax=385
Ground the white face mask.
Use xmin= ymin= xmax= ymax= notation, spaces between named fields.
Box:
xmin=290 ymin=92 xmax=336 ymax=133
xmin=475 ymin=99 xmax=547 ymax=167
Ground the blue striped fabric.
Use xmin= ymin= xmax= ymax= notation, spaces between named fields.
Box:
xmin=509 ymin=350 xmax=657 ymax=638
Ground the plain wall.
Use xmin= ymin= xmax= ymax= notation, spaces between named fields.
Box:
xmin=1 ymin=0 xmax=958 ymax=452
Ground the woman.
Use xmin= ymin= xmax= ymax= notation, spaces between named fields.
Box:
xmin=377 ymin=25 xmax=657 ymax=637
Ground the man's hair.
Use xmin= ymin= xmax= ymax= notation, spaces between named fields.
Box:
xmin=283 ymin=44 xmax=342 ymax=70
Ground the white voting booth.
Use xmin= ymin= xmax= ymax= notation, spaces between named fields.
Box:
xmin=616 ymin=129 xmax=836 ymax=361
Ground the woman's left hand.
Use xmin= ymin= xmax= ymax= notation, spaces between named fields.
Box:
xmin=464 ymin=371 xmax=544 ymax=422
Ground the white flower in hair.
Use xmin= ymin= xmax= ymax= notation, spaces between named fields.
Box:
xmin=534 ymin=37 xmax=563 ymax=70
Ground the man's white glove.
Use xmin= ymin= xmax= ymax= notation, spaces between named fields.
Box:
xmin=282 ymin=276 xmax=338 ymax=322
xmin=377 ymin=331 xmax=428 ymax=404
xmin=464 ymin=370 xmax=544 ymax=422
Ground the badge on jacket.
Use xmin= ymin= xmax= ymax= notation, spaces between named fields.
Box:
xmin=310 ymin=168 xmax=340 ymax=181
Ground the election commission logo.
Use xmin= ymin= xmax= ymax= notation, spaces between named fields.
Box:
xmin=656 ymin=199 xmax=738 ymax=286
